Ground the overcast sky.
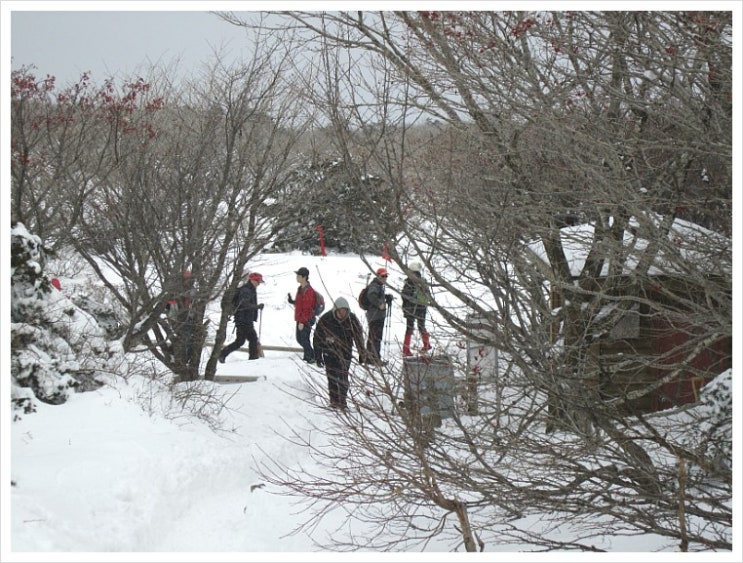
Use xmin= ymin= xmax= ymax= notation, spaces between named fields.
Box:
xmin=9 ymin=2 xmax=738 ymax=87
xmin=9 ymin=9 xmax=263 ymax=87
xmin=5 ymin=2 xmax=437 ymax=87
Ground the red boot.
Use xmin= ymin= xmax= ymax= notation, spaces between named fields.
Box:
xmin=402 ymin=331 xmax=413 ymax=356
xmin=421 ymin=331 xmax=432 ymax=352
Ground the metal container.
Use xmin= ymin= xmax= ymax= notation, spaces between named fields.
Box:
xmin=402 ymin=354 xmax=455 ymax=421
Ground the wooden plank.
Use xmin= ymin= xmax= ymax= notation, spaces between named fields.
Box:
xmin=261 ymin=344 xmax=303 ymax=352
xmin=206 ymin=342 xmax=302 ymax=353
xmin=214 ymin=375 xmax=264 ymax=383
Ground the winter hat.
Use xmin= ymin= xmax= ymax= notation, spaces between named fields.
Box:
xmin=334 ymin=297 xmax=350 ymax=310
xmin=294 ymin=267 xmax=310 ymax=278
xmin=248 ymin=272 xmax=264 ymax=284
xmin=376 ymin=268 xmax=389 ymax=277
xmin=409 ymin=262 xmax=422 ymax=272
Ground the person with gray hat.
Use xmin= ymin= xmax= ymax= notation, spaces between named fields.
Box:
xmin=287 ymin=266 xmax=319 ymax=363
xmin=312 ymin=297 xmax=365 ymax=410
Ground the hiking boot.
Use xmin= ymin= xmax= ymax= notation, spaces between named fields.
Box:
xmin=421 ymin=331 xmax=432 ymax=352
xmin=402 ymin=332 xmax=413 ymax=356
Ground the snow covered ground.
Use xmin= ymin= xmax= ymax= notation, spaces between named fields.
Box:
xmin=11 ymin=355 xmax=341 ymax=553
xmin=5 ymin=251 xmax=736 ymax=561
xmin=7 ymin=252 xmax=451 ymax=558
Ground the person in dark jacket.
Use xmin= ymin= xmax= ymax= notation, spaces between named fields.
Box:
xmin=220 ymin=272 xmax=265 ymax=362
xmin=364 ymin=268 xmax=393 ymax=365
xmin=401 ymin=262 xmax=432 ymax=356
xmin=287 ymin=266 xmax=317 ymax=363
xmin=313 ymin=297 xmax=366 ymax=409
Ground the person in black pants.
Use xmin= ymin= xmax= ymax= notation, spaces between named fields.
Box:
xmin=220 ymin=272 xmax=265 ymax=362
xmin=401 ymin=262 xmax=432 ymax=356
xmin=313 ymin=297 xmax=365 ymax=409
xmin=364 ymin=268 xmax=393 ymax=365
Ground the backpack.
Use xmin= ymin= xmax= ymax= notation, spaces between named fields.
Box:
xmin=227 ymin=287 xmax=240 ymax=316
xmin=415 ymin=286 xmax=429 ymax=306
xmin=313 ymin=291 xmax=326 ymax=317
xmin=358 ymin=285 xmax=371 ymax=311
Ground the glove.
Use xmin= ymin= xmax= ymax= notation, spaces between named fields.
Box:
xmin=316 ymin=357 xmax=325 ymax=368
xmin=287 ymin=293 xmax=295 ymax=305
xmin=258 ymin=303 xmax=265 ymax=310
xmin=385 ymin=294 xmax=394 ymax=305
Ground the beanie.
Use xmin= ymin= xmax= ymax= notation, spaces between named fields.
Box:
xmin=334 ymin=297 xmax=350 ymax=310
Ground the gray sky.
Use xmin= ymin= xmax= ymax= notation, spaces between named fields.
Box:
xmin=9 ymin=9 xmax=261 ymax=86
xmin=6 ymin=2 xmax=421 ymax=87
xmin=10 ymin=2 xmax=722 ymax=88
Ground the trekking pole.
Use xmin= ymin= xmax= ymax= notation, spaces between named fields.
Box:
xmin=258 ymin=307 xmax=265 ymax=358
xmin=384 ymin=296 xmax=393 ymax=359
xmin=315 ymin=264 xmax=334 ymax=307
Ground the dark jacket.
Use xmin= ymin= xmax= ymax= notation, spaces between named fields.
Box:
xmin=233 ymin=283 xmax=260 ymax=325
xmin=402 ymin=271 xmax=429 ymax=317
xmin=365 ymin=279 xmax=388 ymax=323
xmin=313 ymin=309 xmax=365 ymax=362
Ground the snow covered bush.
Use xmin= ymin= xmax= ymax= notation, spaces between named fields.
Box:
xmin=10 ymin=222 xmax=124 ymax=414
xmin=46 ymin=253 xmax=126 ymax=340
xmin=692 ymin=368 xmax=732 ymax=475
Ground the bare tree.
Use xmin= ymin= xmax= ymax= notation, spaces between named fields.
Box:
xmin=11 ymin=28 xmax=313 ymax=383
xmin=226 ymin=10 xmax=733 ymax=551
xmin=10 ymin=68 xmax=156 ymax=252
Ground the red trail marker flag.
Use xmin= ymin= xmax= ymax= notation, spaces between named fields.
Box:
xmin=317 ymin=225 xmax=327 ymax=257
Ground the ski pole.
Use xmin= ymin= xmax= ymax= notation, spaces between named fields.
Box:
xmin=384 ymin=297 xmax=393 ymax=359
xmin=258 ymin=307 xmax=265 ymax=358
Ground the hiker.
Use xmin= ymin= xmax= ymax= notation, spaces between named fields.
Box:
xmin=220 ymin=272 xmax=265 ymax=363
xmin=313 ymin=297 xmax=366 ymax=410
xmin=401 ymin=262 xmax=432 ymax=356
xmin=287 ymin=266 xmax=317 ymax=363
xmin=364 ymin=267 xmax=393 ymax=365
xmin=166 ymin=270 xmax=200 ymax=368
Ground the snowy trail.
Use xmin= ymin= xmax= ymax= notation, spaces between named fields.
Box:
xmin=11 ymin=352 xmax=333 ymax=552
xmin=146 ymin=354 xmax=328 ymax=552
xmin=10 ymin=251 xmax=415 ymax=553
